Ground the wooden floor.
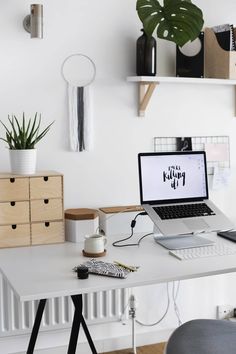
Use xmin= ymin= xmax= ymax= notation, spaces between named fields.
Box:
xmin=102 ymin=342 xmax=166 ymax=354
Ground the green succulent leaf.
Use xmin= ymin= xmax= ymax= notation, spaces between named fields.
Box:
xmin=0 ymin=113 xmax=54 ymax=150
xmin=136 ymin=0 xmax=204 ymax=47
xmin=26 ymin=113 xmax=40 ymax=146
xmin=31 ymin=121 xmax=54 ymax=147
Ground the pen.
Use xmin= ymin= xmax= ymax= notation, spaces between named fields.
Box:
xmin=114 ymin=261 xmax=139 ymax=272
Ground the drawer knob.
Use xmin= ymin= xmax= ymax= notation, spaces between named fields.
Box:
xmin=44 ymin=177 xmax=49 ymax=181
xmin=44 ymin=199 xmax=49 ymax=204
xmin=45 ymin=222 xmax=50 ymax=227
xmin=12 ymin=225 xmax=17 ymax=230
xmin=10 ymin=178 xmax=15 ymax=183
xmin=10 ymin=201 xmax=15 ymax=206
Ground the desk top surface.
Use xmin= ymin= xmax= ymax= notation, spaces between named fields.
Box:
xmin=0 ymin=233 xmax=236 ymax=301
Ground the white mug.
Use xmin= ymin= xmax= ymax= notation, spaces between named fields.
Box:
xmin=84 ymin=234 xmax=107 ymax=254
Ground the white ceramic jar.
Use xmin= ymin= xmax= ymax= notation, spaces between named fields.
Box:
xmin=65 ymin=208 xmax=99 ymax=243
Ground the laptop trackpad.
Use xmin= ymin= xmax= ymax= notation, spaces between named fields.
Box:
xmin=183 ymin=218 xmax=209 ymax=231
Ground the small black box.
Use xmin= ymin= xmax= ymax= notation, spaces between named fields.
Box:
xmin=176 ymin=32 xmax=204 ymax=78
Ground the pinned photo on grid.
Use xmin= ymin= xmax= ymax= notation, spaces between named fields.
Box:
xmin=176 ymin=137 xmax=192 ymax=151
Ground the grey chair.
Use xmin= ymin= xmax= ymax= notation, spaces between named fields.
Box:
xmin=165 ymin=319 xmax=236 ymax=354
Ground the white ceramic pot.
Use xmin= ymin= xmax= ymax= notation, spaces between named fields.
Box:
xmin=9 ymin=149 xmax=37 ymax=174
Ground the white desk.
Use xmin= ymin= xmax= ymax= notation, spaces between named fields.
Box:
xmin=0 ymin=233 xmax=236 ymax=353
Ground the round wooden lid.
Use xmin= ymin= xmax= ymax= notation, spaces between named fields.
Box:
xmin=65 ymin=208 xmax=98 ymax=220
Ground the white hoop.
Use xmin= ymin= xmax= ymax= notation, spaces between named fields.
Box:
xmin=61 ymin=53 xmax=96 ymax=87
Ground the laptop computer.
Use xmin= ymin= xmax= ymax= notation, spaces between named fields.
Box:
xmin=138 ymin=151 xmax=234 ymax=249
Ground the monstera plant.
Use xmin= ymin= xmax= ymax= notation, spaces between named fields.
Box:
xmin=136 ymin=0 xmax=204 ymax=47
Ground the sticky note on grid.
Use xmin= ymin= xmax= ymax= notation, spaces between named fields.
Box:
xmin=204 ymin=143 xmax=229 ymax=162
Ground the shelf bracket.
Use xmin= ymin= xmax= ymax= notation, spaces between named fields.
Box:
xmin=138 ymin=82 xmax=158 ymax=117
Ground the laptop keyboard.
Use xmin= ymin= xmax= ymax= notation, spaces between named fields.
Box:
xmin=154 ymin=203 xmax=216 ymax=220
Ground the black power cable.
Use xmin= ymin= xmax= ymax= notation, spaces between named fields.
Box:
xmin=112 ymin=212 xmax=152 ymax=247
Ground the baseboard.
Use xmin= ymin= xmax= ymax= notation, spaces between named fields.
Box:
xmin=1 ymin=322 xmax=174 ymax=354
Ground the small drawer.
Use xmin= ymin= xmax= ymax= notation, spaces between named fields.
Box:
xmin=0 ymin=201 xmax=30 ymax=225
xmin=30 ymin=176 xmax=62 ymax=199
xmin=0 ymin=224 xmax=30 ymax=248
xmin=31 ymin=221 xmax=64 ymax=245
xmin=30 ymin=199 xmax=63 ymax=222
xmin=0 ymin=178 xmax=29 ymax=202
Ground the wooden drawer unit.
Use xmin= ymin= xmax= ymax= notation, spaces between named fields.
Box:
xmin=31 ymin=221 xmax=64 ymax=245
xmin=0 ymin=224 xmax=30 ymax=248
xmin=0 ymin=171 xmax=64 ymax=248
xmin=0 ymin=177 xmax=29 ymax=202
xmin=31 ymin=199 xmax=63 ymax=222
xmin=30 ymin=176 xmax=62 ymax=199
xmin=0 ymin=201 xmax=29 ymax=225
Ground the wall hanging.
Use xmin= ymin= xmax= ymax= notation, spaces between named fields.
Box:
xmin=62 ymin=54 xmax=96 ymax=152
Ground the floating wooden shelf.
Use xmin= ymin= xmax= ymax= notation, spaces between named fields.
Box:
xmin=127 ymin=76 xmax=236 ymax=117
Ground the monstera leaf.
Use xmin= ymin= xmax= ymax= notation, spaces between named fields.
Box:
xmin=136 ymin=0 xmax=204 ymax=47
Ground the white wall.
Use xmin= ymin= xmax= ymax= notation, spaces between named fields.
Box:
xmin=1 ymin=0 xmax=236 ymax=352
xmin=0 ymin=0 xmax=236 ymax=210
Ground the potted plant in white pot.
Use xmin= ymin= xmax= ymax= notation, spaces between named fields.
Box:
xmin=0 ymin=113 xmax=53 ymax=175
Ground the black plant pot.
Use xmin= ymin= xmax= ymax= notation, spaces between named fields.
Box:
xmin=136 ymin=29 xmax=156 ymax=76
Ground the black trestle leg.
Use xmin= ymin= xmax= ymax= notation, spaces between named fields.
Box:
xmin=68 ymin=294 xmax=97 ymax=354
xmin=81 ymin=315 xmax=97 ymax=354
xmin=27 ymin=299 xmax=47 ymax=354
xmin=67 ymin=304 xmax=82 ymax=353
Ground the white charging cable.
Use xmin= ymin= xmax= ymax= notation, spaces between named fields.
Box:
xmin=135 ymin=283 xmax=170 ymax=327
xmin=172 ymin=281 xmax=182 ymax=326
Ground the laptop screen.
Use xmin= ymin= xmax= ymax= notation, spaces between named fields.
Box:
xmin=138 ymin=151 xmax=208 ymax=204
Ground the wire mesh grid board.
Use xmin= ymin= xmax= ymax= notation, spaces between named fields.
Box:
xmin=154 ymin=136 xmax=230 ymax=175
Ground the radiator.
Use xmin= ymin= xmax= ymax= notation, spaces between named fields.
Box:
xmin=0 ymin=274 xmax=129 ymax=336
